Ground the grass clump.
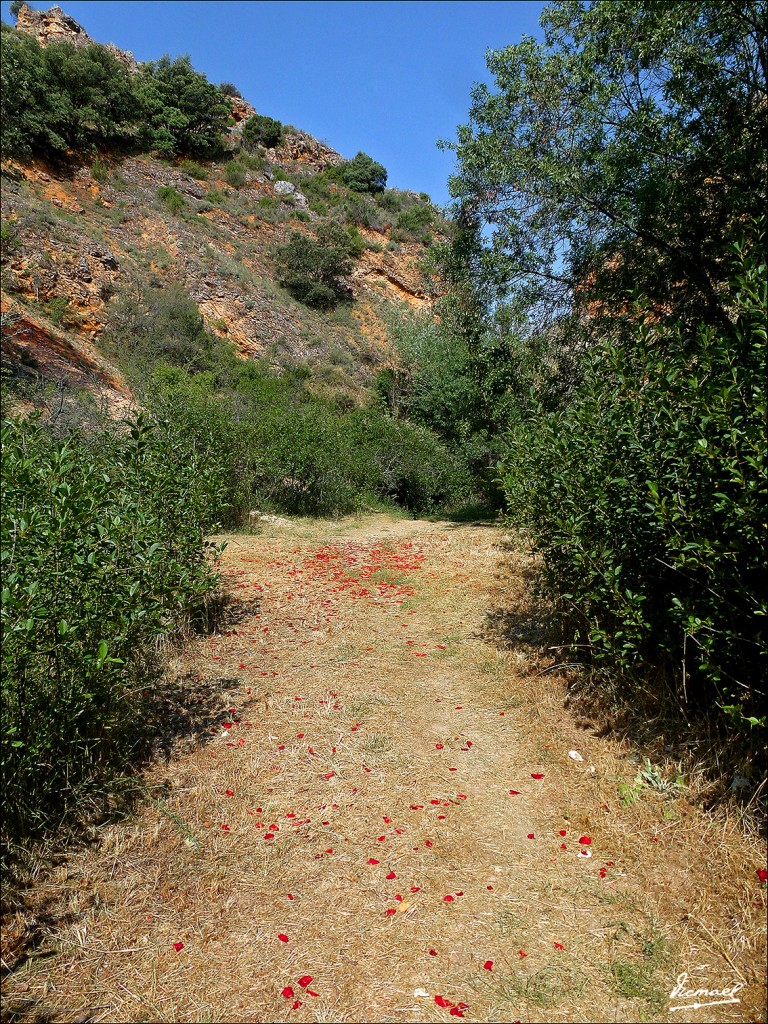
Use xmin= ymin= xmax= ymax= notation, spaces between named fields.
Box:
xmin=157 ymin=185 xmax=186 ymax=214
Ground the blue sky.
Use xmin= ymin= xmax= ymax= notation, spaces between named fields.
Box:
xmin=1 ymin=1 xmax=547 ymax=204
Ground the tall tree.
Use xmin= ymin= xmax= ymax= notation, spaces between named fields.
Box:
xmin=445 ymin=0 xmax=767 ymax=329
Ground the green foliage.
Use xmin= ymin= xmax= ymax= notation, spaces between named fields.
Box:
xmin=395 ymin=203 xmax=432 ymax=240
xmin=0 ymin=219 xmax=20 ymax=257
xmin=100 ymin=284 xmax=474 ymax=522
xmin=446 ymin=0 xmax=766 ymax=328
xmin=330 ymin=151 xmax=387 ymax=194
xmin=102 ymin=283 xmax=229 ymax=379
xmin=179 ymin=158 xmax=209 ymax=180
xmin=0 ymin=32 xmax=139 ymax=158
xmin=1 ymin=413 xmax=224 ymax=841
xmin=224 ymin=160 xmax=246 ymax=187
xmin=156 ymin=185 xmax=185 ymax=214
xmin=242 ymin=112 xmax=283 ymax=150
xmin=501 ymin=242 xmax=767 ymax=727
xmin=90 ymin=157 xmax=109 ymax=182
xmin=378 ymin=305 xmax=524 ymax=499
xmin=272 ymin=221 xmax=356 ymax=309
xmin=135 ymin=55 xmax=230 ymax=158
xmin=146 ymin=366 xmax=472 ymax=520
xmin=0 ymin=33 xmax=230 ymax=161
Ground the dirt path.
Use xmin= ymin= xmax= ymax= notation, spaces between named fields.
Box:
xmin=3 ymin=516 xmax=765 ymax=1023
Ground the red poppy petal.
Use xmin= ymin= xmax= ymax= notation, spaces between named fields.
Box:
xmin=435 ymin=995 xmax=451 ymax=1008
xmin=386 ymin=871 xmax=396 ymax=880
xmin=282 ymin=986 xmax=295 ymax=998
xmin=443 ymin=894 xmax=454 ymax=902
xmin=508 ymin=789 xmax=521 ymax=795
xmin=429 ymin=949 xmax=438 ymax=956
xmin=579 ymin=836 xmax=592 ymax=845
xmin=367 ymin=858 xmax=380 ymax=865
xmin=527 ymin=833 xmax=535 ymax=839
xmin=278 ymin=933 xmax=289 ymax=943
xmin=483 ymin=960 xmax=493 ymax=971
xmin=554 ymin=942 xmax=564 ymax=950
xmin=172 ymin=941 xmax=184 ymax=951
xmin=758 ymin=868 xmax=768 ymax=883
xmin=385 ymin=908 xmax=396 ymax=916
xmin=531 ymin=773 xmax=544 ymax=779
xmin=298 ymin=976 xmax=313 ymax=988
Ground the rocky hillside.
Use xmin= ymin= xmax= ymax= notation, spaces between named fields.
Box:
xmin=0 ymin=5 xmax=444 ymax=409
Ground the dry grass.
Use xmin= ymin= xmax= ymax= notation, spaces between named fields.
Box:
xmin=1 ymin=515 xmax=765 ymax=1023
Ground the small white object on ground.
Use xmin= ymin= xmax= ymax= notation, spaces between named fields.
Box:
xmin=568 ymin=750 xmax=584 ymax=761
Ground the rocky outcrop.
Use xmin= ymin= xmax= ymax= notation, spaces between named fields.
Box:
xmin=14 ymin=3 xmax=139 ymax=70
xmin=273 ymin=131 xmax=344 ymax=175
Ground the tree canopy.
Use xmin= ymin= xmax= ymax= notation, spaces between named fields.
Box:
xmin=0 ymin=33 xmax=230 ymax=160
xmin=445 ymin=0 xmax=767 ymax=328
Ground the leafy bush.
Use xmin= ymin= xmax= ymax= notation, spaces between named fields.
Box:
xmin=0 ymin=33 xmax=139 ymax=158
xmin=0 ymin=219 xmax=20 ymax=257
xmin=395 ymin=203 xmax=432 ymax=241
xmin=0 ymin=32 xmax=232 ymax=162
xmin=179 ymin=158 xmax=208 ymax=180
xmin=134 ymin=55 xmax=229 ymax=158
xmin=102 ymin=283 xmax=229 ymax=380
xmin=272 ymin=221 xmax=356 ymax=309
xmin=242 ymin=112 xmax=283 ymax=150
xmin=501 ymin=241 xmax=767 ymax=728
xmin=1 ymin=413 xmax=225 ymax=841
xmin=225 ymin=160 xmax=246 ymax=187
xmin=156 ymin=185 xmax=185 ymax=214
xmin=146 ymin=365 xmax=472 ymax=519
xmin=90 ymin=157 xmax=109 ymax=182
xmin=330 ymin=151 xmax=387 ymax=193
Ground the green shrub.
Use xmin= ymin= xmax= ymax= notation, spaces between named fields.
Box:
xmin=0 ymin=35 xmax=229 ymax=162
xmin=0 ymin=413 xmax=224 ymax=842
xmin=157 ymin=185 xmax=185 ymax=214
xmin=179 ymin=158 xmax=209 ymax=180
xmin=501 ymin=240 xmax=767 ymax=728
xmin=225 ymin=160 xmax=246 ymax=187
xmin=242 ymin=113 xmax=283 ymax=150
xmin=330 ymin=151 xmax=387 ymax=194
xmin=395 ymin=203 xmax=432 ymax=238
xmin=237 ymin=151 xmax=267 ymax=172
xmin=103 ymin=283 xmax=229 ymax=380
xmin=272 ymin=221 xmax=356 ymax=309
xmin=135 ymin=55 xmax=229 ymax=158
xmin=44 ymin=295 xmax=71 ymax=325
xmin=0 ymin=219 xmax=20 ymax=258
xmin=1 ymin=33 xmax=139 ymax=159
xmin=90 ymin=157 xmax=109 ymax=183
